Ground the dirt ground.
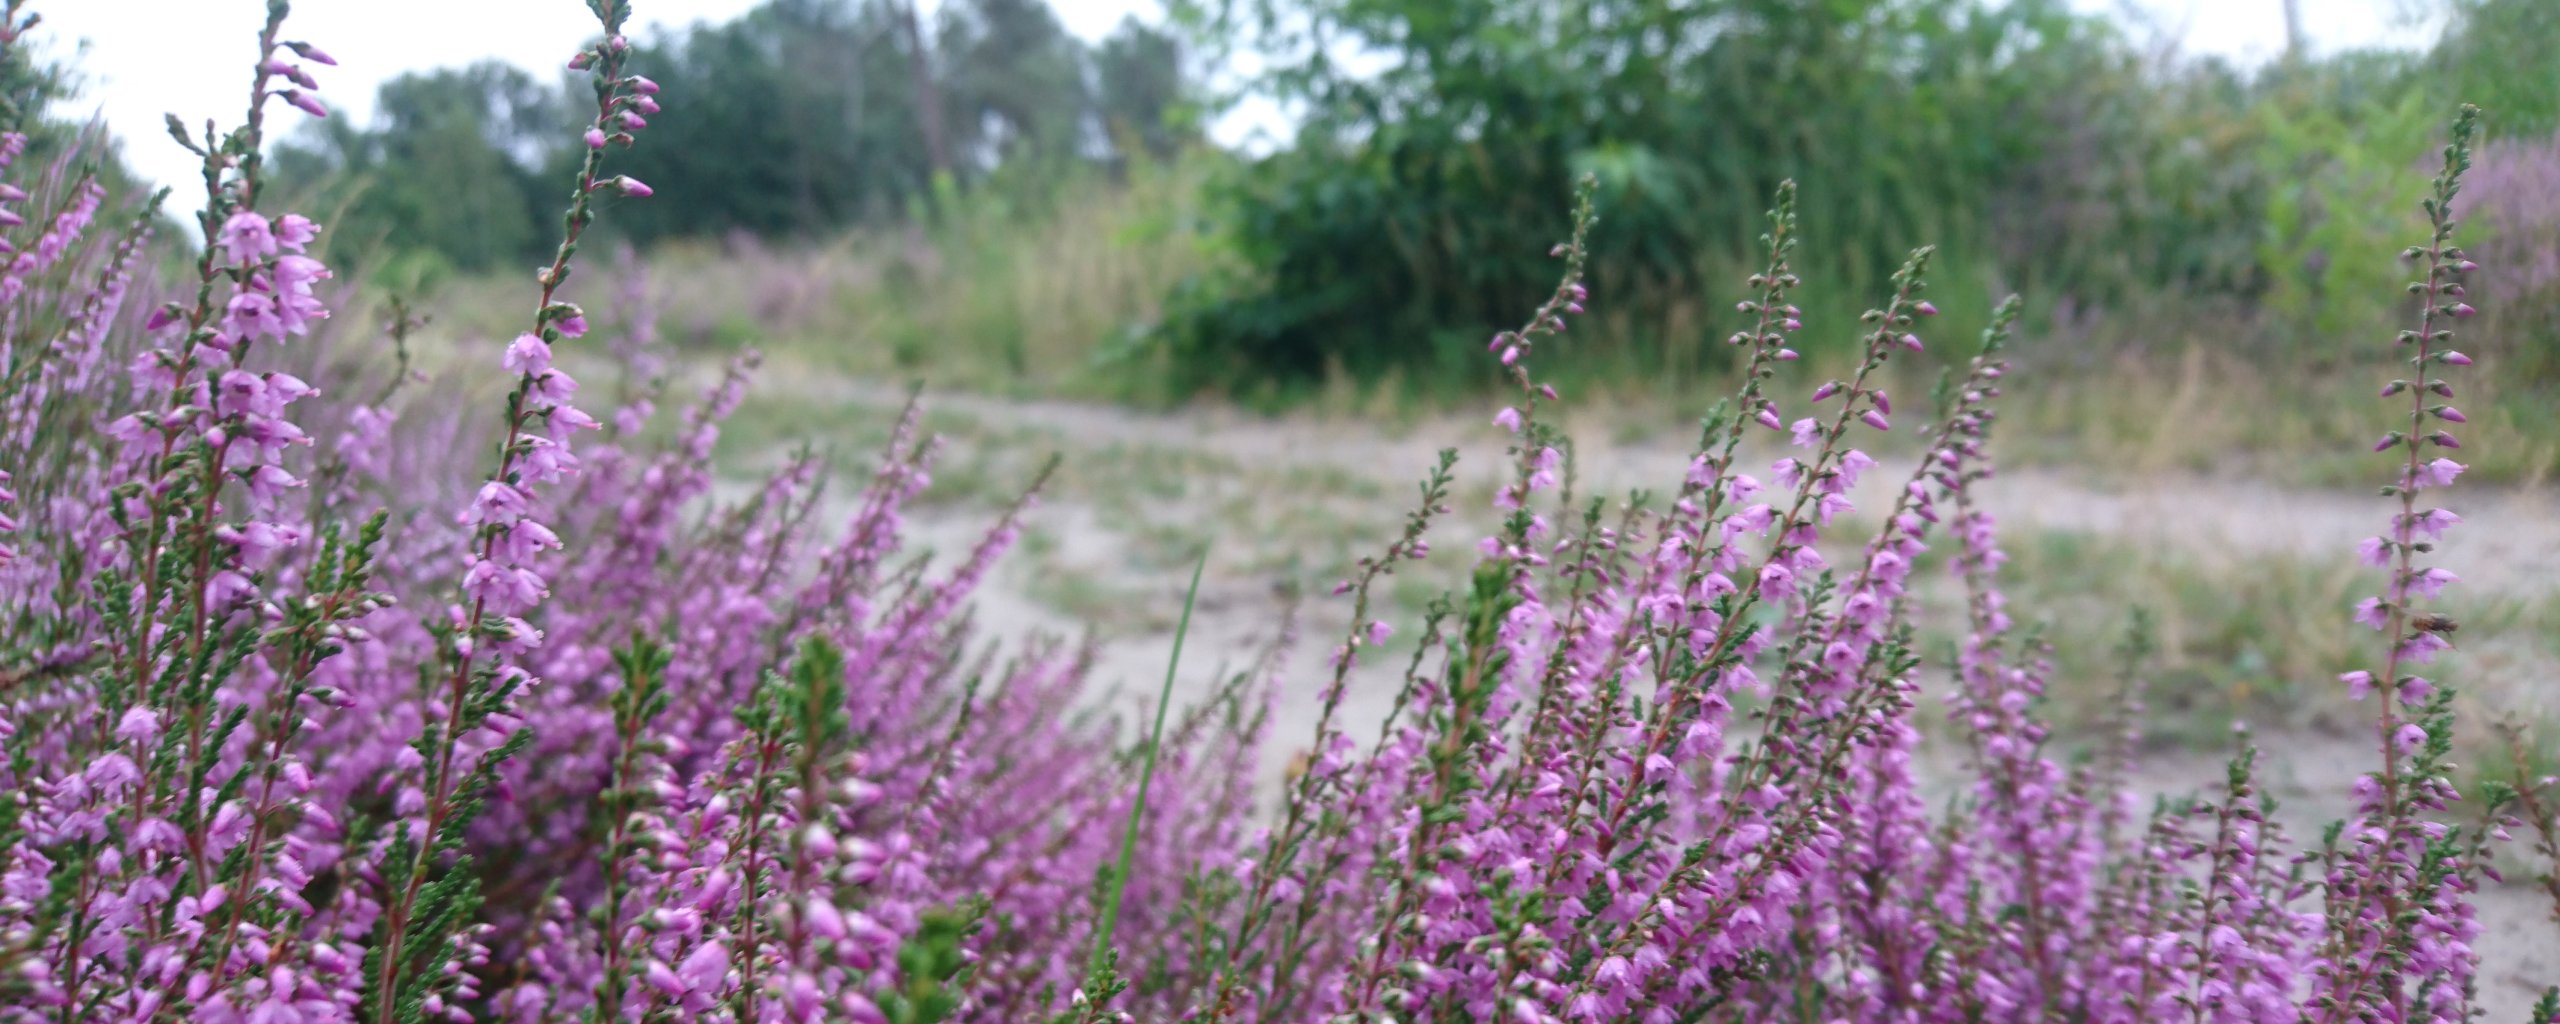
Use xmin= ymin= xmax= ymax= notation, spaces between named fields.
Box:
xmin=723 ymin=374 xmax=2560 ymax=1013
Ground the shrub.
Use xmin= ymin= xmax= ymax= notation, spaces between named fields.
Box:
xmin=0 ymin=4 xmax=2552 ymax=1024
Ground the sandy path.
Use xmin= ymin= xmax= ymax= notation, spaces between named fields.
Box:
xmin=798 ymin=379 xmax=2560 ymax=593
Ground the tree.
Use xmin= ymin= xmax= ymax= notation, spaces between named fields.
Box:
xmin=1093 ymin=17 xmax=1191 ymax=162
xmin=937 ymin=0 xmax=1092 ymax=168
xmin=272 ymin=62 xmax=562 ymax=274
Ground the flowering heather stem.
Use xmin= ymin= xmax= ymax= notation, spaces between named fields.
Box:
xmin=367 ymin=3 xmax=653 ymax=1018
xmin=2319 ymin=102 xmax=2484 ymax=1024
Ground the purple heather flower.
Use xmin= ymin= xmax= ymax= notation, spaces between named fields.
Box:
xmin=276 ymin=213 xmax=320 ymax=249
xmin=223 ymin=290 xmax=284 ymax=340
xmin=2412 ymin=508 xmax=2461 ymax=539
xmin=2411 ymin=457 xmax=2465 ymax=489
xmin=2354 ymin=597 xmax=2393 ymax=630
xmin=2403 ymin=566 xmax=2458 ymax=600
xmin=2393 ymin=723 xmax=2428 ymax=754
xmin=219 ymin=211 xmax=279 ymax=262
xmin=2356 ymin=537 xmax=2392 ymax=566
xmin=2401 ymin=629 xmax=2453 ymax=663
xmin=504 ymin=333 xmax=553 ymax=376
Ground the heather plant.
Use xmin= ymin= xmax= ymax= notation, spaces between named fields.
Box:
xmin=2 ymin=4 xmax=2556 ymax=1024
xmin=0 ymin=3 xmax=1257 ymax=1021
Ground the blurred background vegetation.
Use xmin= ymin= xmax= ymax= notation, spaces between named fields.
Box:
xmin=27 ymin=0 xmax=2560 ymax=479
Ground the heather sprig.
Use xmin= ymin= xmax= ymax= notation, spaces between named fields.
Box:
xmin=366 ymin=4 xmax=655 ymax=1016
xmin=2316 ymin=102 xmax=2489 ymax=1024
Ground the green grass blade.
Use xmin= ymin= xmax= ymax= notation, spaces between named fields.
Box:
xmin=1085 ymin=545 xmax=1209 ymax=983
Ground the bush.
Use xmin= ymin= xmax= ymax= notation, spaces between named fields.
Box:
xmin=0 ymin=4 xmax=2552 ymax=1023
xmin=1152 ymin=0 xmax=2267 ymax=394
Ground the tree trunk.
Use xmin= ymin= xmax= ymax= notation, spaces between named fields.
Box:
xmin=896 ymin=0 xmax=951 ymax=178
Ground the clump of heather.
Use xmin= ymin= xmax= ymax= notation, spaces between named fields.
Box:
xmin=0 ymin=3 xmax=1258 ymax=1022
xmin=1 ymin=2 xmax=2552 ymax=1022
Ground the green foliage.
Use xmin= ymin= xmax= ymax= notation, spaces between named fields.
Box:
xmin=273 ymin=62 xmax=560 ymax=276
xmin=268 ymin=0 xmax=1197 ymax=275
xmin=2251 ymin=68 xmax=2441 ymax=351
xmin=877 ymin=901 xmax=987 ymax=1024
xmin=2431 ymin=0 xmax=2560 ymax=140
xmin=610 ymin=0 xmax=935 ymax=240
xmin=1154 ymin=0 xmax=2231 ymax=393
xmin=1094 ymin=18 xmax=1195 ymax=162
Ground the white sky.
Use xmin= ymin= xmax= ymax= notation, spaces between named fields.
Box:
xmin=42 ymin=0 xmax=2441 ymax=194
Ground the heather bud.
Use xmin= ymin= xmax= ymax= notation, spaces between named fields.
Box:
xmin=265 ymin=60 xmax=319 ymax=89
xmin=280 ymin=89 xmax=328 ymax=118
xmin=283 ymin=40 xmax=337 ymax=65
